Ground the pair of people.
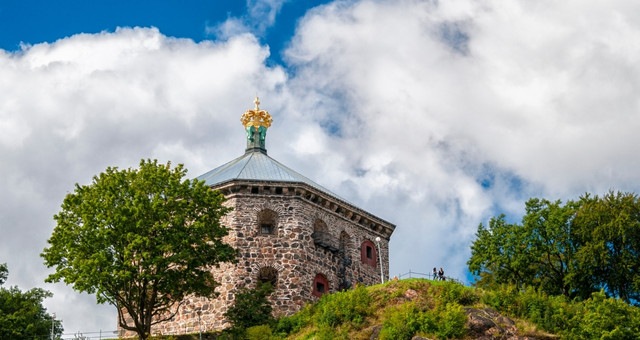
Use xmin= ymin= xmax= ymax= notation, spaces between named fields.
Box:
xmin=432 ymin=267 xmax=445 ymax=281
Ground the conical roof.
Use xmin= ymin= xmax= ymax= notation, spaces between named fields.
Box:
xmin=196 ymin=98 xmax=338 ymax=197
xmin=196 ymin=150 xmax=337 ymax=196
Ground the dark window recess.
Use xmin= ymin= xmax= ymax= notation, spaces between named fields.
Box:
xmin=258 ymin=267 xmax=278 ymax=288
xmin=366 ymin=246 xmax=373 ymax=259
xmin=313 ymin=219 xmax=338 ymax=252
xmin=275 ymin=187 xmax=283 ymax=194
xmin=261 ymin=224 xmax=273 ymax=234
xmin=257 ymin=209 xmax=277 ymax=235
xmin=251 ymin=186 xmax=259 ymax=194
xmin=313 ymin=273 xmax=329 ymax=297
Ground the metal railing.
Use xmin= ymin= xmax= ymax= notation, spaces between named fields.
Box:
xmin=396 ymin=269 xmax=463 ymax=285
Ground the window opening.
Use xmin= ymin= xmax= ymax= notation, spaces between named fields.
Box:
xmin=313 ymin=273 xmax=329 ymax=297
xmin=360 ymin=240 xmax=377 ymax=267
xmin=257 ymin=209 xmax=277 ymax=235
xmin=258 ymin=266 xmax=278 ymax=288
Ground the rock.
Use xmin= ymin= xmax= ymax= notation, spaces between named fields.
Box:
xmin=369 ymin=325 xmax=382 ymax=340
xmin=404 ymin=288 xmax=418 ymax=300
xmin=465 ymin=307 xmax=521 ymax=339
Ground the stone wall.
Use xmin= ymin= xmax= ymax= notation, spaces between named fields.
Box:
xmin=122 ymin=181 xmax=393 ymax=337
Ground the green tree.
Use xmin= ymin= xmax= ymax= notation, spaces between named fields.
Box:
xmin=0 ymin=263 xmax=7 ymax=285
xmin=573 ymin=191 xmax=640 ymax=304
xmin=467 ymin=215 xmax=535 ymax=289
xmin=521 ymin=198 xmax=581 ymax=297
xmin=469 ymin=198 xmax=584 ymax=297
xmin=41 ymin=160 xmax=236 ymax=339
xmin=469 ymin=191 xmax=640 ymax=303
xmin=0 ymin=263 xmax=63 ymax=339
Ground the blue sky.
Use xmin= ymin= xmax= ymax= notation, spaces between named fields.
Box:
xmin=2 ymin=0 xmax=640 ymax=336
xmin=0 ymin=0 xmax=329 ymax=65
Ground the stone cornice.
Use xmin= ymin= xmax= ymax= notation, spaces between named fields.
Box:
xmin=209 ymin=180 xmax=395 ymax=239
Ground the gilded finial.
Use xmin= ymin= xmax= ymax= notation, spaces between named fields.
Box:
xmin=241 ymin=97 xmax=272 ymax=129
xmin=241 ymin=97 xmax=272 ymax=152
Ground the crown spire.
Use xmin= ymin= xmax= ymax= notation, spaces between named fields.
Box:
xmin=241 ymin=97 xmax=272 ymax=153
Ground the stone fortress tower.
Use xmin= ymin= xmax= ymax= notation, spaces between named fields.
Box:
xmin=149 ymin=99 xmax=395 ymax=335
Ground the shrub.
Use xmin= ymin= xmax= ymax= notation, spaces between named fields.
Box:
xmin=246 ymin=325 xmax=277 ymax=340
xmin=439 ymin=282 xmax=479 ymax=306
xmin=314 ymin=284 xmax=371 ymax=329
xmin=379 ymin=303 xmax=421 ymax=340
xmin=434 ymin=304 xmax=467 ymax=339
xmin=562 ymin=291 xmax=640 ymax=340
xmin=224 ymin=283 xmax=274 ymax=331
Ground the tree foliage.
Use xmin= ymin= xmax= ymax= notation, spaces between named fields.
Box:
xmin=468 ymin=191 xmax=640 ymax=304
xmin=573 ymin=192 xmax=640 ymax=304
xmin=41 ymin=160 xmax=236 ymax=339
xmin=0 ymin=263 xmax=7 ymax=286
xmin=0 ymin=263 xmax=63 ymax=339
xmin=224 ymin=283 xmax=275 ymax=332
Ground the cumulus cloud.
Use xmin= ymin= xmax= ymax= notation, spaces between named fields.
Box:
xmin=0 ymin=27 xmax=286 ymax=333
xmin=207 ymin=0 xmax=287 ymax=39
xmin=2 ymin=0 xmax=640 ymax=334
xmin=281 ymin=0 xmax=640 ymax=279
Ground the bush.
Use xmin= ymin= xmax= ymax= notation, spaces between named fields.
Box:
xmin=379 ymin=303 xmax=421 ymax=340
xmin=246 ymin=325 xmax=277 ymax=340
xmin=433 ymin=303 xmax=467 ymax=339
xmin=314 ymin=284 xmax=371 ymax=329
xmin=439 ymin=282 xmax=479 ymax=306
xmin=562 ymin=291 xmax=640 ymax=340
xmin=224 ymin=283 xmax=274 ymax=332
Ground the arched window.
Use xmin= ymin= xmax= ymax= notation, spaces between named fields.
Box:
xmin=312 ymin=273 xmax=329 ymax=297
xmin=339 ymin=231 xmax=351 ymax=254
xmin=360 ymin=240 xmax=377 ymax=267
xmin=257 ymin=209 xmax=277 ymax=235
xmin=257 ymin=266 xmax=278 ymax=288
xmin=312 ymin=219 xmax=331 ymax=247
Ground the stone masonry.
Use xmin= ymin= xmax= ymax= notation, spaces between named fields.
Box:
xmin=143 ymin=179 xmax=394 ymax=336
xmin=120 ymin=99 xmax=395 ymax=336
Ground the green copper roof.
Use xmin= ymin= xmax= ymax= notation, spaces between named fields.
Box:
xmin=196 ymin=150 xmax=338 ymax=196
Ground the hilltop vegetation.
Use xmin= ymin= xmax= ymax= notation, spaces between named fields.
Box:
xmin=145 ymin=191 xmax=640 ymax=340
xmin=202 ymin=278 xmax=639 ymax=340
xmin=469 ymin=191 xmax=640 ymax=304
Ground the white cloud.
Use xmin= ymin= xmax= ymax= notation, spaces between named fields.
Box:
xmin=207 ymin=0 xmax=288 ymax=39
xmin=2 ymin=0 xmax=640 ymax=335
xmin=0 ymin=27 xmax=286 ymax=333
xmin=283 ymin=0 xmax=640 ymax=279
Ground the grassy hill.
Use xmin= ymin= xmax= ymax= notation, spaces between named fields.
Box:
xmin=154 ymin=278 xmax=640 ymax=340
xmin=263 ymin=279 xmax=555 ymax=339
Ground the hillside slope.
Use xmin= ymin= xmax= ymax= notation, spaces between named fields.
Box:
xmin=270 ymin=279 xmax=557 ymax=339
xmin=163 ymin=278 xmax=640 ymax=340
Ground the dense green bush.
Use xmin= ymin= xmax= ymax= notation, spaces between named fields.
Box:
xmin=480 ymin=284 xmax=640 ymax=338
xmin=245 ymin=325 xmax=276 ymax=340
xmin=562 ymin=291 xmax=640 ymax=339
xmin=314 ymin=284 xmax=371 ymax=328
xmin=379 ymin=302 xmax=421 ymax=340
xmin=439 ymin=281 xmax=479 ymax=306
xmin=224 ymin=283 xmax=274 ymax=332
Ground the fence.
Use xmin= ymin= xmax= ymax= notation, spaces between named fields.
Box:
xmin=396 ymin=269 xmax=463 ymax=285
xmin=57 ymin=330 xmax=119 ymax=340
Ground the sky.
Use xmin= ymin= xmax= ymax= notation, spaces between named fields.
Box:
xmin=1 ymin=0 xmax=640 ymax=337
